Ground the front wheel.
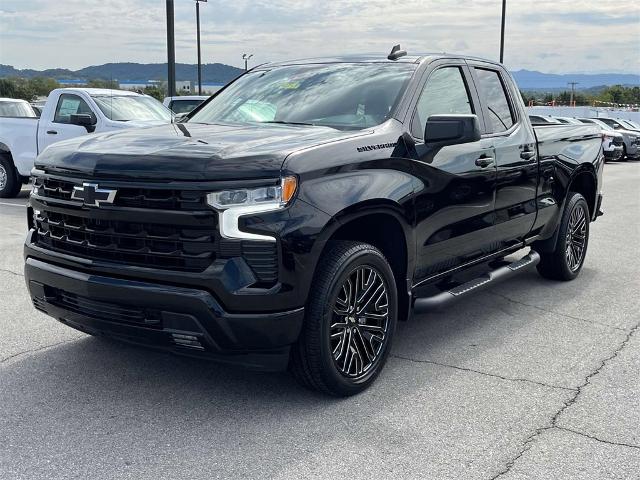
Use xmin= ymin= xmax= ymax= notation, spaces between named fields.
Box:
xmin=0 ymin=155 xmax=22 ymax=198
xmin=536 ymin=192 xmax=590 ymax=281
xmin=290 ymin=241 xmax=397 ymax=396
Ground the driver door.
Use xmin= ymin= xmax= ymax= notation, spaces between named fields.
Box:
xmin=38 ymin=93 xmax=97 ymax=151
xmin=409 ymin=63 xmax=497 ymax=282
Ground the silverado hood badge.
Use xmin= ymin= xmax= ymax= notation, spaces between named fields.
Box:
xmin=71 ymin=183 xmax=117 ymax=207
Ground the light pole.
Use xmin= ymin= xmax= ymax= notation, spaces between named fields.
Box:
xmin=568 ymin=82 xmax=579 ymax=106
xmin=242 ymin=53 xmax=253 ymax=72
xmin=499 ymin=0 xmax=506 ymax=63
xmin=195 ymin=0 xmax=207 ymax=95
xmin=166 ymin=0 xmax=176 ymax=97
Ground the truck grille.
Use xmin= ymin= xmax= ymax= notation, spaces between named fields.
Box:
xmin=30 ymin=174 xmax=279 ymax=283
xmin=34 ymin=210 xmax=216 ymax=271
xmin=613 ymin=137 xmax=623 ymax=147
xmin=33 ymin=176 xmax=208 ymax=210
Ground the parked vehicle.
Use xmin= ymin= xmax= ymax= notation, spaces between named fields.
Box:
xmin=528 ymin=115 xmax=562 ymax=125
xmin=553 ymin=116 xmax=582 ymax=125
xmin=564 ymin=117 xmax=623 ymax=161
xmin=581 ymin=118 xmax=639 ymax=160
xmin=25 ymin=51 xmax=604 ymax=396
xmin=0 ymin=88 xmax=172 ymax=197
xmin=0 ymin=98 xmax=38 ymax=118
xmin=614 ymin=118 xmax=640 ymax=133
xmin=163 ymin=95 xmax=208 ymax=115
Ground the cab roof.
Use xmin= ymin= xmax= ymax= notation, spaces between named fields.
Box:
xmin=261 ymin=53 xmax=501 ymax=68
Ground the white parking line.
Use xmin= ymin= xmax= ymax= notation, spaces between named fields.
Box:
xmin=0 ymin=202 xmax=27 ymax=207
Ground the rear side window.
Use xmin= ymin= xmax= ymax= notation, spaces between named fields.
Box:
xmin=474 ymin=68 xmax=515 ymax=133
xmin=411 ymin=67 xmax=473 ymax=139
xmin=54 ymin=94 xmax=95 ymax=124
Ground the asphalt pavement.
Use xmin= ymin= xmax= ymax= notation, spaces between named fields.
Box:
xmin=1 ymin=162 xmax=639 ymax=479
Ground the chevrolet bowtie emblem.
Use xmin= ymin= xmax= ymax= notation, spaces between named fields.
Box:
xmin=71 ymin=183 xmax=117 ymax=207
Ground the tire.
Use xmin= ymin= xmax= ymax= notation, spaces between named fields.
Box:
xmin=290 ymin=241 xmax=398 ymax=396
xmin=0 ymin=154 xmax=21 ymax=198
xmin=536 ymin=192 xmax=590 ymax=281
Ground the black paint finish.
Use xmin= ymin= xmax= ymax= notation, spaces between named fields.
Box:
xmin=25 ymin=54 xmax=604 ymax=368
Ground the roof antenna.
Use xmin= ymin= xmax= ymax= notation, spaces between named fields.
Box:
xmin=387 ymin=44 xmax=407 ymax=61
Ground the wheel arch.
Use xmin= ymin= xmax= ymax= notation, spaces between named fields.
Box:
xmin=315 ymin=201 xmax=414 ymax=322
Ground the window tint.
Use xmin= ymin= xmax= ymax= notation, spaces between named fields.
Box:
xmin=170 ymin=99 xmax=205 ymax=114
xmin=411 ymin=67 xmax=473 ymax=138
xmin=54 ymin=94 xmax=95 ymax=124
xmin=474 ymin=68 xmax=514 ymax=133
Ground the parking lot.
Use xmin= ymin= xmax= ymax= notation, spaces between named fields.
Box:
xmin=1 ymin=162 xmax=638 ymax=479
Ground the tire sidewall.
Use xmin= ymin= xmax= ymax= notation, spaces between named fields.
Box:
xmin=317 ymin=247 xmax=397 ymax=394
xmin=557 ymin=193 xmax=590 ymax=279
xmin=0 ymin=156 xmax=19 ymax=198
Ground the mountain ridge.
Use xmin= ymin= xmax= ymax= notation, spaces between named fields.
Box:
xmin=1 ymin=63 xmax=638 ymax=90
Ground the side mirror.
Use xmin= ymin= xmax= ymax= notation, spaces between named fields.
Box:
xmin=70 ymin=113 xmax=96 ymax=133
xmin=612 ymin=123 xmax=621 ymax=129
xmin=174 ymin=113 xmax=188 ymax=123
xmin=424 ymin=114 xmax=481 ymax=146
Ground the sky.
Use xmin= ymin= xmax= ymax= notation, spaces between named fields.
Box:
xmin=0 ymin=0 xmax=639 ymax=74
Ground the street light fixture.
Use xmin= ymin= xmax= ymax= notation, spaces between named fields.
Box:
xmin=242 ymin=53 xmax=253 ymax=72
xmin=195 ymin=0 xmax=207 ymax=95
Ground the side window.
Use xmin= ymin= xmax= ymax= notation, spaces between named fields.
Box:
xmin=411 ymin=67 xmax=473 ymax=139
xmin=474 ymin=68 xmax=515 ymax=133
xmin=54 ymin=94 xmax=94 ymax=124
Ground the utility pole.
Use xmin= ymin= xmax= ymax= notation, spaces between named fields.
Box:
xmin=568 ymin=82 xmax=579 ymax=107
xmin=166 ymin=0 xmax=176 ymax=97
xmin=195 ymin=0 xmax=207 ymax=95
xmin=499 ymin=0 xmax=506 ymax=63
xmin=242 ymin=53 xmax=253 ymax=72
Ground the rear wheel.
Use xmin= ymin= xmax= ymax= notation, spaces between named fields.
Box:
xmin=290 ymin=241 xmax=397 ymax=396
xmin=536 ymin=192 xmax=590 ymax=281
xmin=0 ymin=155 xmax=21 ymax=198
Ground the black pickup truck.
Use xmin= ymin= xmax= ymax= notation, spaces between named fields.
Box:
xmin=25 ymin=50 xmax=604 ymax=396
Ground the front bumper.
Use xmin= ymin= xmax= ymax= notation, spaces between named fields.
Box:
xmin=604 ymin=146 xmax=623 ymax=161
xmin=25 ymin=258 xmax=304 ymax=371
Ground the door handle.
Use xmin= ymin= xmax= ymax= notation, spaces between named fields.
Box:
xmin=475 ymin=156 xmax=494 ymax=168
xmin=46 ymin=130 xmax=57 ymax=135
xmin=520 ymin=150 xmax=536 ymax=160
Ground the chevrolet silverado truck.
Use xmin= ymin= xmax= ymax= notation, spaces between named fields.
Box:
xmin=0 ymin=88 xmax=172 ymax=197
xmin=24 ymin=50 xmax=604 ymax=396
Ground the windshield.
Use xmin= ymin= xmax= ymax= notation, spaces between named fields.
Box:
xmin=0 ymin=100 xmax=37 ymax=118
xmin=620 ymin=119 xmax=640 ymax=130
xmin=91 ymin=95 xmax=172 ymax=122
xmin=581 ymin=118 xmax=614 ymax=131
xmin=189 ymin=63 xmax=416 ymax=130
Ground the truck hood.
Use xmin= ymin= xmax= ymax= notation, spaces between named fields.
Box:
xmin=36 ymin=122 xmax=361 ymax=181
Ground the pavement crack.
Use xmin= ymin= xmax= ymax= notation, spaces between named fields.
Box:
xmin=0 ymin=338 xmax=79 ymax=365
xmin=0 ymin=267 xmax=24 ymax=278
xmin=486 ymin=290 xmax=627 ymax=332
xmin=489 ymin=321 xmax=640 ymax=479
xmin=390 ymin=354 xmax=576 ymax=392
xmin=557 ymin=426 xmax=640 ymax=450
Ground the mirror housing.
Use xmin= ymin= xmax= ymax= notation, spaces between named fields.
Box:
xmin=424 ymin=114 xmax=481 ymax=146
xmin=70 ymin=113 xmax=96 ymax=133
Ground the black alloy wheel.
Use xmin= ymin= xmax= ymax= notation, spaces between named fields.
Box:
xmin=330 ymin=265 xmax=390 ymax=379
xmin=290 ymin=241 xmax=397 ymax=396
xmin=536 ymin=192 xmax=590 ymax=281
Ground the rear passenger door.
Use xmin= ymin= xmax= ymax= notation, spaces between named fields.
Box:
xmin=409 ymin=62 xmax=497 ymax=282
xmin=469 ymin=63 xmax=538 ymax=250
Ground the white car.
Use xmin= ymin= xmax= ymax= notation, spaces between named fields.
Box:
xmin=577 ymin=118 xmax=626 ymax=162
xmin=163 ymin=95 xmax=208 ymax=115
xmin=0 ymin=88 xmax=173 ymax=197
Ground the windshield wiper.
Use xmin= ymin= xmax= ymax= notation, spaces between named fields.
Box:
xmin=260 ymin=120 xmax=315 ymax=126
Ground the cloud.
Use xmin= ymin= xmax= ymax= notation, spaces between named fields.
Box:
xmin=0 ymin=0 xmax=638 ymax=74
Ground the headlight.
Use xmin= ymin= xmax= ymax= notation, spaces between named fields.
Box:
xmin=206 ymin=176 xmax=297 ymax=241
